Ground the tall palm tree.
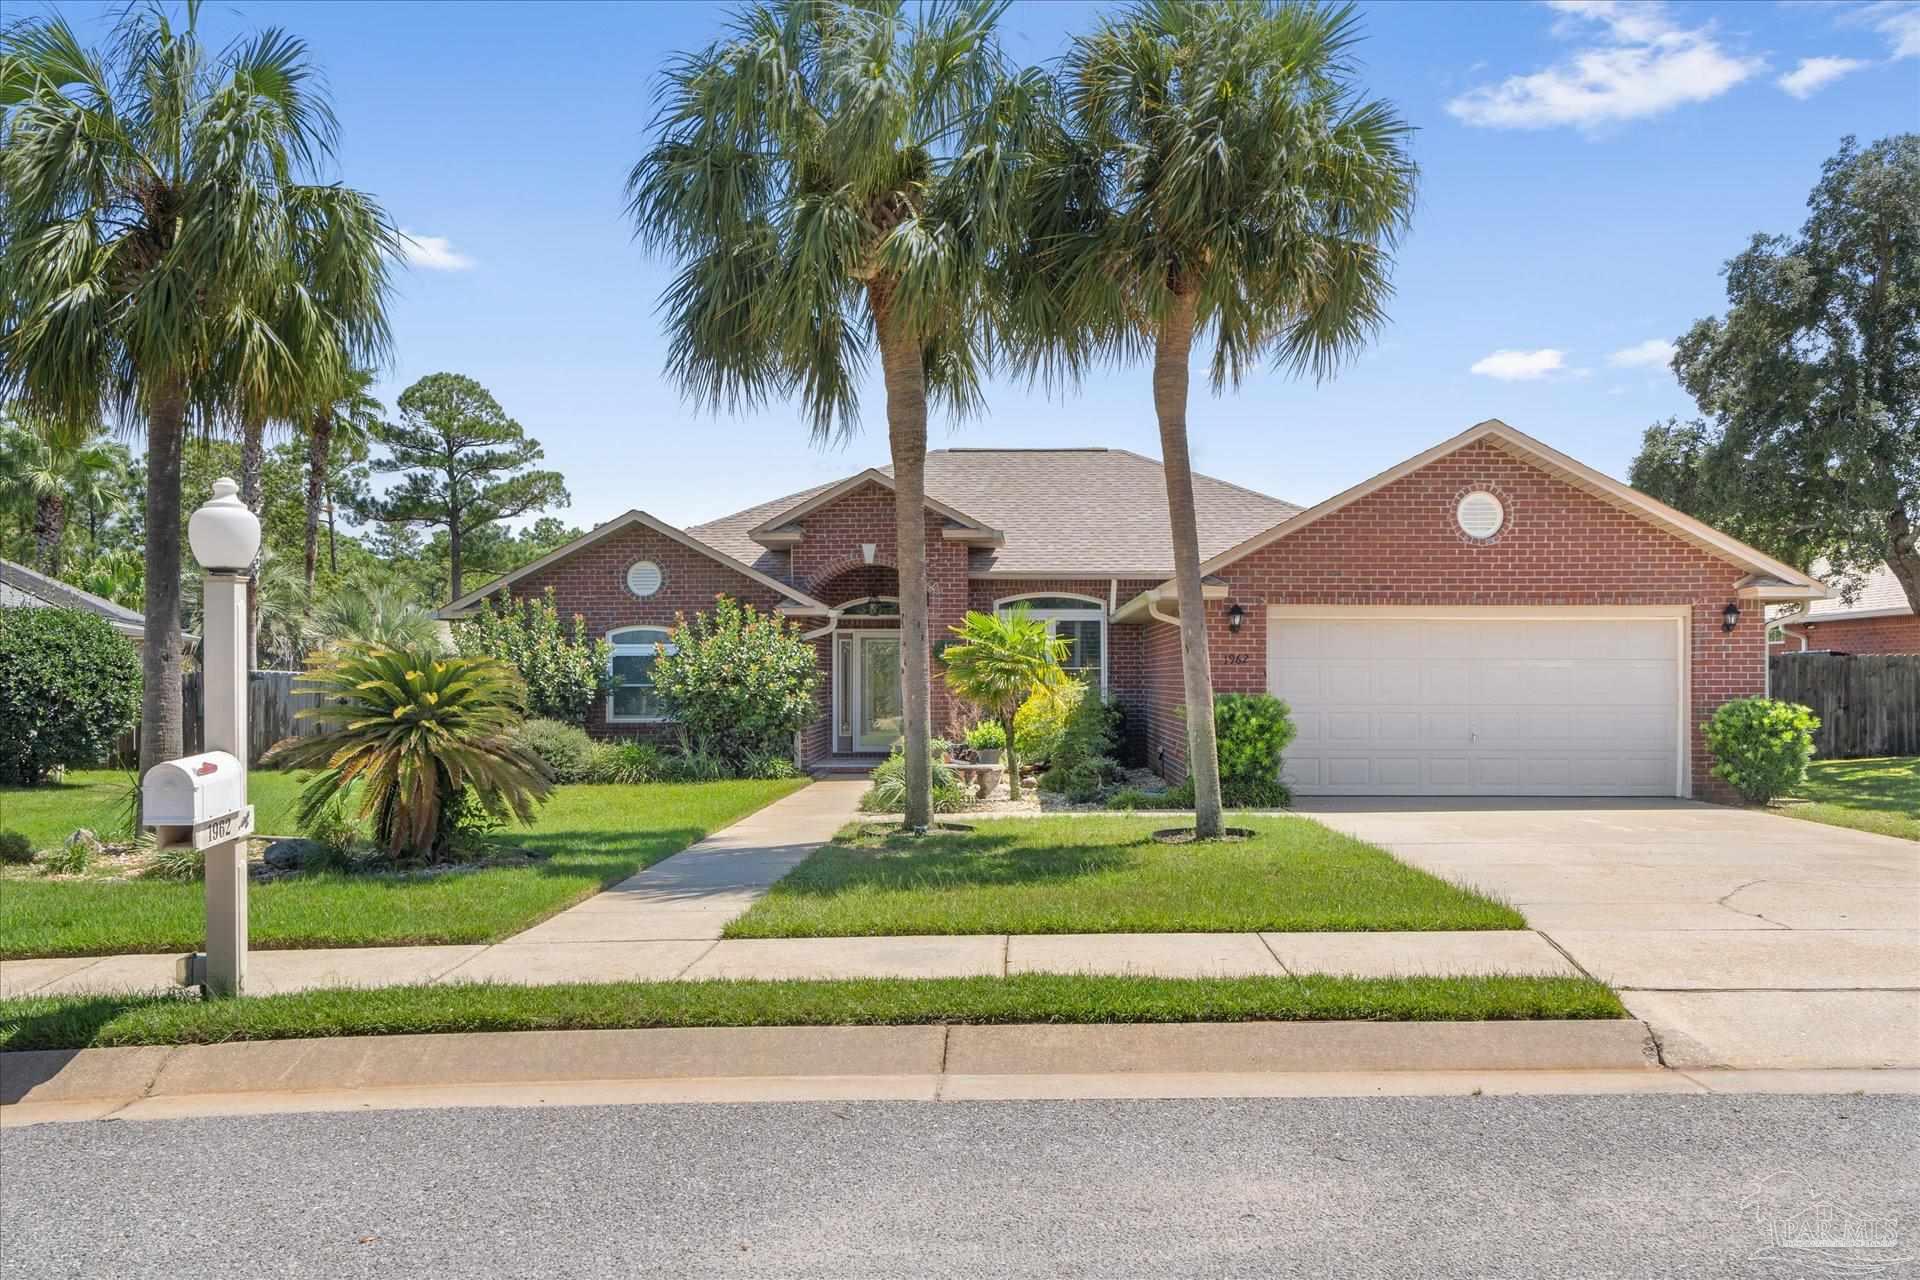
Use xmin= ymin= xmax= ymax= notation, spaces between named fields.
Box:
xmin=0 ymin=5 xmax=399 ymax=772
xmin=0 ymin=410 xmax=120 ymax=575
xmin=302 ymin=366 xmax=382 ymax=590
xmin=1004 ymin=0 xmax=1415 ymax=835
xmin=628 ymin=0 xmax=1035 ymax=829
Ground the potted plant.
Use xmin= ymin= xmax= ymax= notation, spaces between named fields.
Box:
xmin=965 ymin=720 xmax=1006 ymax=764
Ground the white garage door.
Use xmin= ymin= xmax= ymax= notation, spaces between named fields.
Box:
xmin=1269 ymin=611 xmax=1685 ymax=797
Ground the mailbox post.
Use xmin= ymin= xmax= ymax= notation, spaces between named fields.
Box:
xmin=158 ymin=478 xmax=260 ymax=996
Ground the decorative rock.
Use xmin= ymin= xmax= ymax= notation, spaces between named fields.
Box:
xmin=261 ymin=837 xmax=327 ymax=870
xmin=65 ymin=828 xmax=106 ymax=858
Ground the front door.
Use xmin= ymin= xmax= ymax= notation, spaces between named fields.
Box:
xmin=851 ymin=632 xmax=903 ymax=752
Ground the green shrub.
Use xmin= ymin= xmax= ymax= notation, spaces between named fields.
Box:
xmin=1104 ymin=787 xmax=1159 ymax=811
xmin=512 ymin=718 xmax=599 ymax=784
xmin=860 ymin=742 xmax=971 ymax=814
xmin=0 ymin=830 xmax=34 ymax=864
xmin=589 ymin=740 xmax=663 ymax=785
xmin=1039 ymin=687 xmax=1121 ymax=799
xmin=39 ymin=830 xmax=99 ymax=875
xmin=299 ymin=791 xmax=365 ymax=863
xmin=451 ymin=587 xmax=611 ymax=724
xmin=0 ymin=608 xmax=141 ymax=784
xmin=1213 ymin=693 xmax=1297 ymax=807
xmin=964 ymin=720 xmax=1006 ymax=751
xmin=658 ymin=737 xmax=733 ymax=783
xmin=1014 ymin=682 xmax=1080 ymax=765
xmin=1705 ymin=697 xmax=1821 ymax=804
xmin=650 ymin=596 xmax=820 ymax=764
xmin=741 ymin=750 xmax=803 ymax=780
xmin=1040 ymin=758 xmax=1106 ymax=802
xmin=143 ymin=843 xmax=205 ymax=882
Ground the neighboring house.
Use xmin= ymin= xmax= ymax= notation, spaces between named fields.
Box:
xmin=0 ymin=556 xmax=145 ymax=646
xmin=438 ymin=419 xmax=1826 ymax=802
xmin=1769 ymin=562 xmax=1918 ymax=656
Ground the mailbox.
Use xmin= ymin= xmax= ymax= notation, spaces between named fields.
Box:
xmin=144 ymin=751 xmax=246 ymax=828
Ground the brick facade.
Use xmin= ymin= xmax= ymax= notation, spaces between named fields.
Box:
xmin=1140 ymin=439 xmax=1763 ymax=801
xmin=1771 ymin=613 xmax=1920 ymax=656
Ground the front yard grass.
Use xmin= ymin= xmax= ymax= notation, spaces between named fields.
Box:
xmin=724 ymin=815 xmax=1523 ymax=938
xmin=1775 ymin=756 xmax=1918 ymax=841
xmin=2 ymin=768 xmax=311 ymax=850
xmin=0 ymin=972 xmax=1626 ymax=1052
xmin=0 ymin=777 xmax=807 ymax=959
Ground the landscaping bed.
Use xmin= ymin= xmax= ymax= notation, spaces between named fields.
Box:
xmin=0 ymin=973 xmax=1626 ymax=1052
xmin=0 ymin=778 xmax=807 ymax=959
xmin=723 ymin=815 xmax=1524 ymax=938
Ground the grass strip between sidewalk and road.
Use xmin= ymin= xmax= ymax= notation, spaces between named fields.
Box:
xmin=724 ymin=816 xmax=1525 ymax=938
xmin=0 ymin=974 xmax=1626 ymax=1052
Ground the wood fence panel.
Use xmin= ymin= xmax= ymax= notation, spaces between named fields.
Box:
xmin=1769 ymin=654 xmax=1920 ymax=759
xmin=182 ymin=670 xmax=323 ymax=764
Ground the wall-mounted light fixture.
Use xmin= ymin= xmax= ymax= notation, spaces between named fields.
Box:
xmin=1722 ymin=601 xmax=1741 ymax=633
xmin=1226 ymin=603 xmax=1246 ymax=633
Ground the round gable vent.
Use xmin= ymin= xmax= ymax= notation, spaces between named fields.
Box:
xmin=1456 ymin=491 xmax=1505 ymax=540
xmin=625 ymin=560 xmax=663 ymax=598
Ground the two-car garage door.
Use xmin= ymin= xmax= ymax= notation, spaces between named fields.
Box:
xmin=1268 ymin=609 xmax=1686 ymax=797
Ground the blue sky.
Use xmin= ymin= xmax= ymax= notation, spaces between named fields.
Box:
xmin=43 ymin=0 xmax=1920 ymax=529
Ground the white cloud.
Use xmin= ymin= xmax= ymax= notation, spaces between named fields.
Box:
xmin=1863 ymin=1 xmax=1920 ymax=58
xmin=1470 ymin=348 xmax=1567 ymax=380
xmin=1447 ymin=1 xmax=1763 ymax=131
xmin=1607 ymin=338 xmax=1677 ymax=368
xmin=398 ymin=230 xmax=475 ymax=272
xmin=1777 ymin=56 xmax=1871 ymax=97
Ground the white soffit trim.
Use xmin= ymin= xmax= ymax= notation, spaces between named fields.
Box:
xmin=1197 ymin=419 xmax=1827 ymax=597
xmin=436 ymin=510 xmax=828 ymax=618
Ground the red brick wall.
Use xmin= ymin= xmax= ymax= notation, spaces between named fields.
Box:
xmin=1143 ymin=439 xmax=1764 ymax=800
xmin=488 ymin=522 xmax=790 ymax=736
xmin=1772 ymin=613 xmax=1920 ymax=656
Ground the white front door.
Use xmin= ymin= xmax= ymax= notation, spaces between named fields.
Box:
xmin=1269 ymin=608 xmax=1686 ymax=797
xmin=844 ymin=631 xmax=904 ymax=753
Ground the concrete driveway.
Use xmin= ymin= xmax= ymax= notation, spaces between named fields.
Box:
xmin=1298 ymin=798 xmax=1920 ymax=1071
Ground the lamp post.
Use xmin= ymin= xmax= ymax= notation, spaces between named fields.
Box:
xmin=186 ymin=477 xmax=260 ymax=995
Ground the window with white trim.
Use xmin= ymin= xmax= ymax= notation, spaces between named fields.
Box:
xmin=996 ymin=594 xmax=1106 ymax=694
xmin=838 ymin=596 xmax=900 ymax=616
xmin=607 ymin=627 xmax=675 ymax=722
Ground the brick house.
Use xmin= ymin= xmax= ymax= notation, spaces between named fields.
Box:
xmin=438 ymin=419 xmax=1826 ymax=801
xmin=1769 ymin=562 xmax=1919 ymax=656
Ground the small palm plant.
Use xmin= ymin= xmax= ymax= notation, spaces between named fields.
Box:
xmin=274 ymin=646 xmax=550 ymax=860
xmin=941 ymin=608 xmax=1069 ymax=800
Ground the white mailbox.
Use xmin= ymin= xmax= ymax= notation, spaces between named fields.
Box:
xmin=145 ymin=751 xmax=247 ymax=829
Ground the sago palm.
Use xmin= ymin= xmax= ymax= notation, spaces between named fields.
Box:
xmin=275 ymin=646 xmax=549 ymax=860
xmin=1004 ymin=0 xmax=1415 ymax=835
xmin=0 ymin=5 xmax=399 ymax=770
xmin=627 ymin=0 xmax=1039 ymax=830
xmin=941 ymin=606 xmax=1068 ymax=799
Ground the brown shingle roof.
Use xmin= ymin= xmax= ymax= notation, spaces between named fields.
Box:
xmin=1803 ymin=561 xmax=1913 ymax=618
xmin=687 ymin=448 xmax=1299 ymax=579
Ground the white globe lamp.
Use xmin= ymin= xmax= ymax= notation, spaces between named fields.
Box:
xmin=188 ymin=477 xmax=261 ymax=573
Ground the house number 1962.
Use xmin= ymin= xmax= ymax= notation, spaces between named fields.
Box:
xmin=1222 ymin=653 xmax=1251 ymax=666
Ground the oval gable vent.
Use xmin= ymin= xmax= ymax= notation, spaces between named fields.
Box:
xmin=1456 ymin=491 xmax=1504 ymax=540
xmin=626 ymin=560 xmax=663 ymax=598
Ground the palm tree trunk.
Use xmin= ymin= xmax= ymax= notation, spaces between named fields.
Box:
xmin=240 ymin=415 xmax=265 ymax=671
xmin=872 ymin=282 xmax=933 ymax=830
xmin=327 ymin=498 xmax=339 ymax=574
xmin=304 ymin=412 xmax=331 ymax=591
xmin=1002 ymin=710 xmax=1020 ymax=802
xmin=32 ymin=492 xmax=65 ymax=576
xmin=140 ymin=387 xmax=189 ymax=775
xmin=1154 ymin=289 xmax=1225 ymax=837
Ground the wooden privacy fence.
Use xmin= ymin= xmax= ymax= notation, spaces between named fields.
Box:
xmin=1769 ymin=653 xmax=1920 ymax=759
xmin=182 ymin=670 xmax=326 ymax=764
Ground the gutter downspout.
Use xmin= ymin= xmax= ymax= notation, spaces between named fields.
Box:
xmin=794 ymin=610 xmax=843 ymax=769
xmin=1147 ymin=592 xmax=1178 ymax=625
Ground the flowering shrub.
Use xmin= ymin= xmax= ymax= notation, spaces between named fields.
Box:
xmin=649 ymin=596 xmax=819 ymax=764
xmin=1705 ymin=697 xmax=1820 ymax=804
xmin=452 ymin=588 xmax=610 ymax=724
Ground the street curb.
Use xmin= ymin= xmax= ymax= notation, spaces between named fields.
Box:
xmin=3 ymin=1019 xmax=1658 ymax=1109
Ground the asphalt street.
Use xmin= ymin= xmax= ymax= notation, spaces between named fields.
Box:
xmin=4 ymin=1094 xmax=1915 ymax=1278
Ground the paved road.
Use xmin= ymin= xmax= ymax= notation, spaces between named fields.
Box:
xmin=5 ymin=1095 xmax=1915 ymax=1278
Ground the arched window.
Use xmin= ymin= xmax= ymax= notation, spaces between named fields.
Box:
xmin=838 ymin=597 xmax=900 ymax=616
xmin=608 ymin=627 xmax=675 ymax=723
xmin=995 ymin=593 xmax=1106 ymax=694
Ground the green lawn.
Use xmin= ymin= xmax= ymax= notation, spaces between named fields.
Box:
xmin=1777 ymin=756 xmax=1919 ymax=841
xmin=0 ymin=777 xmax=806 ymax=959
xmin=1 ymin=768 xmax=313 ymax=850
xmin=724 ymin=816 xmax=1523 ymax=938
xmin=0 ymin=972 xmax=1625 ymax=1052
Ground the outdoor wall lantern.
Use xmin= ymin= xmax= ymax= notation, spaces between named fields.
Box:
xmin=1722 ymin=601 xmax=1742 ymax=633
xmin=1226 ymin=603 xmax=1246 ymax=633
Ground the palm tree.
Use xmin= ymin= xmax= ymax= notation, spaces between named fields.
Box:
xmin=309 ymin=571 xmax=442 ymax=651
xmin=0 ymin=6 xmax=399 ymax=772
xmin=302 ymin=367 xmax=383 ymax=590
xmin=1004 ymin=0 xmax=1415 ymax=835
xmin=0 ymin=410 xmax=121 ymax=575
xmin=628 ymin=0 xmax=1035 ymax=831
xmin=941 ymin=606 xmax=1068 ymax=799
